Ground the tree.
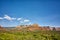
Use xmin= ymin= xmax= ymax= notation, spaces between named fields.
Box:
xmin=52 ymin=27 xmax=56 ymax=31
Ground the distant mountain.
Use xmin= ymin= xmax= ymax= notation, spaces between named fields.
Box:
xmin=0 ymin=24 xmax=60 ymax=31
xmin=0 ymin=25 xmax=7 ymax=31
xmin=14 ymin=24 xmax=60 ymax=31
xmin=25 ymin=24 xmax=51 ymax=31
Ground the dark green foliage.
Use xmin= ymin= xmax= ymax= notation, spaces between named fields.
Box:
xmin=0 ymin=30 xmax=60 ymax=40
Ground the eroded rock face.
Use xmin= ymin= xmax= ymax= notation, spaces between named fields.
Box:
xmin=15 ymin=24 xmax=51 ymax=31
xmin=41 ymin=27 xmax=51 ymax=31
xmin=14 ymin=24 xmax=60 ymax=31
xmin=27 ymin=25 xmax=51 ymax=31
xmin=26 ymin=24 xmax=40 ymax=31
xmin=32 ymin=24 xmax=39 ymax=27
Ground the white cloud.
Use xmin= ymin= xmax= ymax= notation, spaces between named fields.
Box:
xmin=24 ymin=19 xmax=30 ymax=22
xmin=0 ymin=17 xmax=3 ymax=20
xmin=4 ymin=15 xmax=12 ymax=21
xmin=20 ymin=21 xmax=24 ymax=23
xmin=4 ymin=15 xmax=16 ymax=21
xmin=12 ymin=18 xmax=16 ymax=20
xmin=0 ymin=15 xmax=31 ymax=25
xmin=17 ymin=18 xmax=22 ymax=21
xmin=0 ymin=15 xmax=22 ymax=21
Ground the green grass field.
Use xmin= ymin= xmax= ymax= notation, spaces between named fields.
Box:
xmin=0 ymin=30 xmax=60 ymax=40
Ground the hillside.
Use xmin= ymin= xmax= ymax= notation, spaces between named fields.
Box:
xmin=11 ymin=24 xmax=60 ymax=31
xmin=0 ymin=30 xmax=60 ymax=40
xmin=0 ymin=24 xmax=60 ymax=40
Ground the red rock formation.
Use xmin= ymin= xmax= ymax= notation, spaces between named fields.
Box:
xmin=41 ymin=26 xmax=51 ymax=31
xmin=0 ymin=25 xmax=6 ymax=31
xmin=15 ymin=24 xmax=60 ymax=31
xmin=55 ymin=27 xmax=60 ymax=31
xmin=26 ymin=24 xmax=42 ymax=31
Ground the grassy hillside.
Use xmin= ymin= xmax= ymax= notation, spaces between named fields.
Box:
xmin=0 ymin=30 xmax=60 ymax=40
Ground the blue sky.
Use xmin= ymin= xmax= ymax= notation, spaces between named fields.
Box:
xmin=0 ymin=0 xmax=60 ymax=27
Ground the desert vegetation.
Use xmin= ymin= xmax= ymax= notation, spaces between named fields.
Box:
xmin=0 ymin=30 xmax=60 ymax=40
xmin=0 ymin=24 xmax=60 ymax=40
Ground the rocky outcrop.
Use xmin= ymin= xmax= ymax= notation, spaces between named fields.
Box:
xmin=0 ymin=25 xmax=6 ymax=31
xmin=23 ymin=24 xmax=51 ymax=31
xmin=15 ymin=24 xmax=60 ymax=31
xmin=41 ymin=26 xmax=51 ymax=31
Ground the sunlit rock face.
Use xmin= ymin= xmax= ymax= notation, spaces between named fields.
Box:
xmin=32 ymin=24 xmax=39 ymax=28
xmin=27 ymin=24 xmax=51 ymax=31
xmin=16 ymin=25 xmax=21 ymax=27
xmin=26 ymin=24 xmax=42 ymax=31
xmin=15 ymin=24 xmax=51 ymax=31
xmin=14 ymin=26 xmax=22 ymax=31
xmin=10 ymin=24 xmax=60 ymax=31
